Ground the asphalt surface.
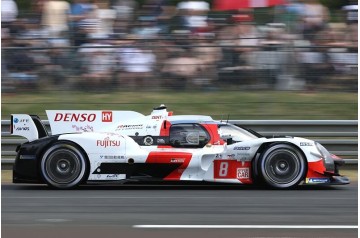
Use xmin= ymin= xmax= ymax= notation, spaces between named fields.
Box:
xmin=2 ymin=181 xmax=358 ymax=238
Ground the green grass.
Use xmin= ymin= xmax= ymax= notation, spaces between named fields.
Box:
xmin=1 ymin=91 xmax=357 ymax=120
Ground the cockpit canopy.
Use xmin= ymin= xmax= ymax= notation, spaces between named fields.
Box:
xmin=169 ymin=123 xmax=210 ymax=148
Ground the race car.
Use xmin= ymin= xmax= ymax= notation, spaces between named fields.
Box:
xmin=11 ymin=105 xmax=349 ymax=189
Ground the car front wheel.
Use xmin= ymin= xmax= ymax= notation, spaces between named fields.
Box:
xmin=259 ymin=144 xmax=306 ymax=189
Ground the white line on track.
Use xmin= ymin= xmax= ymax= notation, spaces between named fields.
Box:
xmin=133 ymin=225 xmax=358 ymax=229
xmin=3 ymin=196 xmax=356 ymax=200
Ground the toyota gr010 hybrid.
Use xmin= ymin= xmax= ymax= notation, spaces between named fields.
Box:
xmin=11 ymin=105 xmax=349 ymax=189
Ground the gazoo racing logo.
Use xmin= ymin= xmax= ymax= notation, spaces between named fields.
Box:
xmin=54 ymin=113 xmax=96 ymax=122
xmin=96 ymin=137 xmax=121 ymax=148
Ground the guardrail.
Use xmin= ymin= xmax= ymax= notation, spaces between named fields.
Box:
xmin=1 ymin=120 xmax=358 ymax=167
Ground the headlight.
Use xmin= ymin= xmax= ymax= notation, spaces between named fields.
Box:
xmin=315 ymin=142 xmax=335 ymax=171
xmin=315 ymin=142 xmax=331 ymax=158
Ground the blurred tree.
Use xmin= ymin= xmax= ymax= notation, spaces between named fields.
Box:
xmin=14 ymin=0 xmax=31 ymax=13
xmin=320 ymin=0 xmax=350 ymax=10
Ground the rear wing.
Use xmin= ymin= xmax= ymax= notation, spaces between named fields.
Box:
xmin=11 ymin=114 xmax=48 ymax=142
xmin=11 ymin=106 xmax=170 ymax=140
xmin=46 ymin=110 xmax=144 ymax=135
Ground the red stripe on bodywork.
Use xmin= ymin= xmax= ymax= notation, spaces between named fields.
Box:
xmin=146 ymin=151 xmax=193 ymax=180
xmin=201 ymin=124 xmax=225 ymax=145
xmin=306 ymin=160 xmax=328 ymax=178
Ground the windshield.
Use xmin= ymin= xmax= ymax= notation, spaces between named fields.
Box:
xmin=218 ymin=124 xmax=260 ymax=142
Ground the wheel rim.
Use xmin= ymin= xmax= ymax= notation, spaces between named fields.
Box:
xmin=45 ymin=149 xmax=82 ymax=184
xmin=263 ymin=148 xmax=302 ymax=186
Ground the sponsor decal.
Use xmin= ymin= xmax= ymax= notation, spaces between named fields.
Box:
xmin=236 ymin=153 xmax=250 ymax=156
xmin=15 ymin=127 xmax=30 ymax=131
xmin=54 ymin=113 xmax=96 ymax=122
xmin=14 ymin=118 xmax=29 ymax=124
xmin=91 ymin=174 xmax=126 ymax=180
xmin=116 ymin=124 xmax=143 ymax=130
xmin=96 ymin=137 xmax=121 ymax=148
xmin=20 ymin=155 xmax=36 ymax=160
xmin=100 ymin=155 xmax=125 ymax=159
xmin=227 ymin=154 xmax=235 ymax=159
xmin=152 ymin=115 xmax=163 ymax=120
xmin=143 ymin=136 xmax=154 ymax=146
xmin=104 ymin=132 xmax=123 ymax=138
xmin=237 ymin=168 xmax=250 ymax=179
xmin=157 ymin=138 xmax=166 ymax=144
xmin=102 ymin=111 xmax=113 ymax=122
xmin=106 ymin=174 xmax=119 ymax=179
xmin=307 ymin=178 xmax=330 ymax=184
xmin=300 ymin=142 xmax=313 ymax=146
xmin=72 ymin=124 xmax=94 ymax=132
xmin=234 ymin=147 xmax=250 ymax=151
xmin=170 ymin=158 xmax=185 ymax=163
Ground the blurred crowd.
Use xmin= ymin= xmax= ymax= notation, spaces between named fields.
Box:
xmin=1 ymin=0 xmax=358 ymax=92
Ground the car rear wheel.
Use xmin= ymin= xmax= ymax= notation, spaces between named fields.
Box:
xmin=40 ymin=142 xmax=88 ymax=189
xmin=259 ymin=144 xmax=306 ymax=189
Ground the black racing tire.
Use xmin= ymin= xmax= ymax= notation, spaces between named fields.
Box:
xmin=259 ymin=144 xmax=306 ymax=189
xmin=40 ymin=142 xmax=88 ymax=189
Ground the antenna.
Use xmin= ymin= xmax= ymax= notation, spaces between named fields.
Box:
xmin=226 ymin=114 xmax=230 ymax=124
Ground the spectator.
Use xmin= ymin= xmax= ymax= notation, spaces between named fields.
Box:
xmin=273 ymin=0 xmax=305 ymax=34
xmin=1 ymin=0 xmax=18 ymax=32
xmin=161 ymin=49 xmax=202 ymax=90
xmin=255 ymin=24 xmax=288 ymax=88
xmin=78 ymin=34 xmax=116 ymax=91
xmin=297 ymin=31 xmax=334 ymax=91
xmin=342 ymin=2 xmax=357 ymax=50
xmin=117 ymin=37 xmax=157 ymax=89
xmin=176 ymin=0 xmax=210 ymax=32
xmin=192 ymin=32 xmax=222 ymax=89
xmin=41 ymin=0 xmax=70 ymax=37
xmin=69 ymin=0 xmax=96 ymax=46
xmin=111 ymin=0 xmax=137 ymax=36
xmin=39 ymin=39 xmax=72 ymax=88
xmin=217 ymin=11 xmax=259 ymax=86
xmin=342 ymin=2 xmax=357 ymax=26
xmin=92 ymin=0 xmax=117 ymax=36
xmin=300 ymin=0 xmax=329 ymax=41
xmin=5 ymin=41 xmax=39 ymax=90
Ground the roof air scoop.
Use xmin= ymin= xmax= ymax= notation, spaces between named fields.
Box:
xmin=153 ymin=104 xmax=167 ymax=110
xmin=150 ymin=104 xmax=169 ymax=119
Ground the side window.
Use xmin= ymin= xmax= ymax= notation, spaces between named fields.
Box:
xmin=169 ymin=124 xmax=210 ymax=148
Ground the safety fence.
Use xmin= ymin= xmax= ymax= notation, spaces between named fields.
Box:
xmin=1 ymin=120 xmax=357 ymax=167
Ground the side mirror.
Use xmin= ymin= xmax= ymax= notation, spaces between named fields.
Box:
xmin=220 ymin=134 xmax=233 ymax=144
xmin=226 ymin=138 xmax=233 ymax=145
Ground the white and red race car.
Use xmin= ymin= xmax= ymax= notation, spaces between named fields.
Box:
xmin=11 ymin=105 xmax=349 ymax=189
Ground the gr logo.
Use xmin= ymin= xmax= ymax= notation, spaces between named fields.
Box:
xmin=102 ymin=111 xmax=113 ymax=122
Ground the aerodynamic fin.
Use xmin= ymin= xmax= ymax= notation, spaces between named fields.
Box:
xmin=11 ymin=114 xmax=48 ymax=142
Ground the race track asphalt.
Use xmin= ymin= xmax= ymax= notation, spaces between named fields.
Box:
xmin=2 ymin=181 xmax=358 ymax=238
